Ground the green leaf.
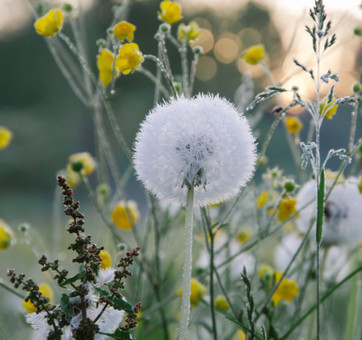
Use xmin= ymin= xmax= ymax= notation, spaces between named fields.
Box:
xmin=113 ymin=297 xmax=134 ymax=314
xmin=60 ymin=294 xmax=73 ymax=319
xmin=94 ymin=287 xmax=110 ymax=298
xmin=316 ymin=170 xmax=325 ymax=244
xmin=59 ymin=268 xmax=85 ymax=287
xmin=100 ymin=329 xmax=132 ymax=340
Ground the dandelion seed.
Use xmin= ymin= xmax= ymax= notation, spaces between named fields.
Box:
xmin=158 ymin=1 xmax=183 ymax=25
xmin=134 ymin=94 xmax=257 ymax=206
xmin=34 ymin=8 xmax=63 ymax=37
xmin=115 ymin=43 xmax=144 ymax=74
xmin=243 ymin=44 xmax=265 ymax=65
xmin=285 ymin=116 xmax=303 ymax=134
xmin=97 ymin=49 xmax=118 ymax=86
xmin=26 ymin=311 xmax=52 ymax=338
xmin=0 ymin=126 xmax=12 ymax=150
xmin=113 ymin=21 xmax=136 ymax=42
xmin=271 ymin=272 xmax=298 ymax=306
xmin=177 ymin=22 xmax=200 ymax=43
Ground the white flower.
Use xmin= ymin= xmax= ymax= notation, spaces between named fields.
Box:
xmin=96 ymin=268 xmax=116 ymax=286
xmin=296 ymin=177 xmax=362 ymax=245
xmin=134 ymin=94 xmax=257 ymax=206
xmin=27 ymin=312 xmax=52 ymax=339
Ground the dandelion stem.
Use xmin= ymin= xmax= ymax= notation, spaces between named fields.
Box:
xmin=178 ymin=187 xmax=194 ymax=340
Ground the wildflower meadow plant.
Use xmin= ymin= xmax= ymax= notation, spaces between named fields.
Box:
xmin=1 ymin=0 xmax=362 ymax=340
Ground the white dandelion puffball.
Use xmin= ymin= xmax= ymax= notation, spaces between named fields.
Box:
xmin=296 ymin=178 xmax=362 ymax=246
xmin=134 ymin=94 xmax=257 ymax=206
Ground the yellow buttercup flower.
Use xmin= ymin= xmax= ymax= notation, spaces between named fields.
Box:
xmin=100 ymin=250 xmax=112 ymax=269
xmin=215 ymin=295 xmax=229 ymax=311
xmin=235 ymin=330 xmax=246 ymax=340
xmin=177 ymin=22 xmax=200 ymax=43
xmin=158 ymin=1 xmax=183 ymax=25
xmin=243 ymin=44 xmax=265 ymax=65
xmin=22 ymin=284 xmax=53 ymax=314
xmin=67 ymin=152 xmax=96 ymax=177
xmin=257 ymin=191 xmax=268 ymax=208
xmin=178 ymin=278 xmax=206 ymax=306
xmin=111 ymin=200 xmax=140 ymax=230
xmin=277 ymin=198 xmax=299 ymax=222
xmin=271 ymin=272 xmax=298 ymax=306
xmin=115 ymin=43 xmax=144 ymax=75
xmin=285 ymin=116 xmax=303 ymax=134
xmin=0 ymin=126 xmax=12 ymax=150
xmin=0 ymin=220 xmax=11 ymax=250
xmin=34 ymin=8 xmax=63 ymax=37
xmin=320 ymin=97 xmax=338 ymax=119
xmin=113 ymin=21 xmax=136 ymax=42
xmin=97 ymin=49 xmax=118 ymax=86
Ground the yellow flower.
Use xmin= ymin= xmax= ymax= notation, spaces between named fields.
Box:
xmin=97 ymin=49 xmax=118 ymax=86
xmin=61 ymin=168 xmax=81 ymax=188
xmin=257 ymin=191 xmax=268 ymax=208
xmin=277 ymin=198 xmax=299 ymax=222
xmin=236 ymin=229 xmax=252 ymax=244
xmin=178 ymin=278 xmax=206 ymax=306
xmin=271 ymin=272 xmax=298 ymax=306
xmin=100 ymin=250 xmax=112 ymax=269
xmin=111 ymin=200 xmax=140 ymax=230
xmin=235 ymin=329 xmax=246 ymax=340
xmin=0 ymin=220 xmax=11 ymax=250
xmin=215 ymin=295 xmax=229 ymax=311
xmin=319 ymin=97 xmax=338 ymax=119
xmin=22 ymin=284 xmax=53 ymax=314
xmin=243 ymin=44 xmax=265 ymax=65
xmin=115 ymin=43 xmax=144 ymax=75
xmin=67 ymin=152 xmax=96 ymax=177
xmin=177 ymin=22 xmax=200 ymax=43
xmin=34 ymin=8 xmax=63 ymax=37
xmin=113 ymin=21 xmax=136 ymax=42
xmin=0 ymin=126 xmax=12 ymax=150
xmin=285 ymin=116 xmax=303 ymax=134
xmin=358 ymin=177 xmax=362 ymax=194
xmin=259 ymin=264 xmax=274 ymax=279
xmin=158 ymin=1 xmax=183 ymax=25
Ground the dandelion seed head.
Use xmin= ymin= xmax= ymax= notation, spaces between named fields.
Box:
xmin=134 ymin=94 xmax=257 ymax=206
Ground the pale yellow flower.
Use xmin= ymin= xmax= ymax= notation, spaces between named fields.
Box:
xmin=272 ymin=272 xmax=298 ymax=306
xmin=34 ymin=8 xmax=63 ymax=37
xmin=259 ymin=264 xmax=274 ymax=279
xmin=113 ymin=21 xmax=136 ymax=42
xmin=0 ymin=220 xmax=11 ymax=250
xmin=177 ymin=22 xmax=200 ymax=43
xmin=97 ymin=49 xmax=118 ymax=86
xmin=215 ymin=295 xmax=229 ymax=311
xmin=277 ymin=198 xmax=299 ymax=222
xmin=22 ymin=284 xmax=53 ymax=314
xmin=285 ymin=116 xmax=303 ymax=134
xmin=178 ymin=278 xmax=206 ymax=306
xmin=111 ymin=200 xmax=140 ymax=230
xmin=0 ymin=126 xmax=12 ymax=150
xmin=67 ymin=152 xmax=96 ymax=177
xmin=100 ymin=250 xmax=112 ymax=269
xmin=243 ymin=44 xmax=265 ymax=65
xmin=235 ymin=329 xmax=246 ymax=340
xmin=236 ymin=229 xmax=252 ymax=244
xmin=158 ymin=1 xmax=183 ymax=25
xmin=115 ymin=43 xmax=144 ymax=75
xmin=320 ymin=97 xmax=338 ymax=119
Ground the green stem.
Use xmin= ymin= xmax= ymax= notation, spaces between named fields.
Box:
xmin=178 ymin=187 xmax=194 ymax=340
xmin=280 ymin=266 xmax=362 ymax=340
xmin=0 ymin=280 xmax=25 ymax=299
xmin=208 ymin=224 xmax=218 ymax=340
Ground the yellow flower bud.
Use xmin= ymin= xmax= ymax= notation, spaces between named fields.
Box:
xmin=0 ymin=126 xmax=13 ymax=150
xmin=257 ymin=191 xmax=268 ymax=208
xmin=97 ymin=49 xmax=118 ymax=86
xmin=100 ymin=250 xmax=112 ymax=269
xmin=111 ymin=200 xmax=140 ymax=230
xmin=113 ymin=21 xmax=136 ymax=42
xmin=285 ymin=116 xmax=303 ymax=134
xmin=177 ymin=22 xmax=200 ymax=43
xmin=243 ymin=44 xmax=265 ymax=65
xmin=34 ymin=8 xmax=63 ymax=37
xmin=22 ymin=284 xmax=53 ymax=314
xmin=115 ymin=43 xmax=144 ymax=75
xmin=215 ymin=295 xmax=229 ymax=311
xmin=158 ymin=1 xmax=183 ymax=25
